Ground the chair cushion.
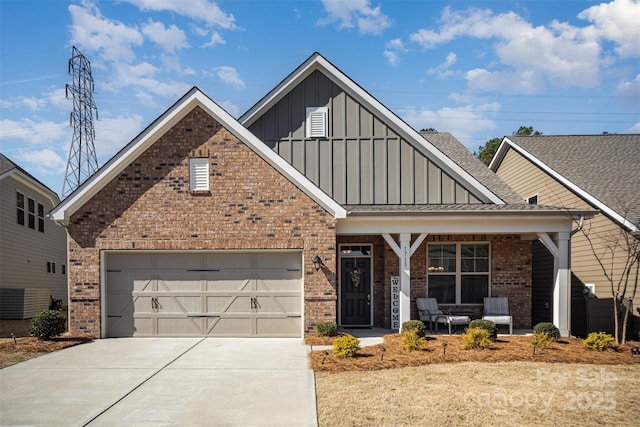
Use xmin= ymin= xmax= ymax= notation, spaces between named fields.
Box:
xmin=483 ymin=315 xmax=512 ymax=324
xmin=436 ymin=315 xmax=470 ymax=325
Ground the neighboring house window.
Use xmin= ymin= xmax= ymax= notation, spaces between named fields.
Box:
xmin=305 ymin=107 xmax=328 ymax=138
xmin=61 ymin=264 xmax=66 ymax=275
xmin=47 ymin=262 xmax=51 ymax=273
xmin=526 ymin=194 xmax=538 ymax=205
xmin=52 ymin=262 xmax=55 ymax=274
xmin=28 ymin=198 xmax=35 ymax=229
xmin=38 ymin=203 xmax=45 ymax=232
xmin=189 ymin=157 xmax=209 ymax=191
xmin=427 ymin=243 xmax=490 ymax=304
xmin=16 ymin=192 xmax=25 ymax=225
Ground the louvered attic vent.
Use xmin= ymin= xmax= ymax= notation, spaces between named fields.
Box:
xmin=306 ymin=106 xmax=328 ymax=138
xmin=189 ymin=157 xmax=209 ymax=191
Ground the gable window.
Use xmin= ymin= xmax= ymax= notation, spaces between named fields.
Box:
xmin=189 ymin=157 xmax=209 ymax=192
xmin=28 ymin=198 xmax=35 ymax=229
xmin=427 ymin=243 xmax=490 ymax=304
xmin=526 ymin=194 xmax=538 ymax=205
xmin=305 ymin=107 xmax=328 ymax=138
xmin=16 ymin=192 xmax=25 ymax=225
xmin=38 ymin=203 xmax=45 ymax=232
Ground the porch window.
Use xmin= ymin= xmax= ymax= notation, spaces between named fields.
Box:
xmin=427 ymin=243 xmax=490 ymax=304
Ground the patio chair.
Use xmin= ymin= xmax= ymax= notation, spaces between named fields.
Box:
xmin=482 ymin=297 xmax=513 ymax=335
xmin=416 ymin=297 xmax=470 ymax=335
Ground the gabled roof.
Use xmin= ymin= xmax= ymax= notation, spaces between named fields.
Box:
xmin=0 ymin=153 xmax=60 ymax=206
xmin=490 ymin=134 xmax=640 ymax=233
xmin=51 ymin=87 xmax=347 ymax=223
xmin=240 ymin=52 xmax=506 ymax=205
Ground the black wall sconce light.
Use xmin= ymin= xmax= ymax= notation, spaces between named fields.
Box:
xmin=313 ymin=255 xmax=323 ymax=271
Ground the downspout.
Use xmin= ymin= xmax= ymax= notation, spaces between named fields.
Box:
xmin=569 ymin=215 xmax=584 ymax=335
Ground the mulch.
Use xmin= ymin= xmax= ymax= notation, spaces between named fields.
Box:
xmin=0 ymin=335 xmax=92 ymax=368
xmin=306 ymin=333 xmax=640 ymax=372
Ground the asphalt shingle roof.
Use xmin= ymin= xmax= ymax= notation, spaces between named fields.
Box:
xmin=506 ymin=134 xmax=640 ymax=230
xmin=421 ymin=132 xmax=523 ymax=204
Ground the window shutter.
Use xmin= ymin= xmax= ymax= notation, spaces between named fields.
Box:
xmin=306 ymin=107 xmax=327 ymax=138
xmin=189 ymin=158 xmax=209 ymax=191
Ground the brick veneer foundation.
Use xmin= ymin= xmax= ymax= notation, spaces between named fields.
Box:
xmin=66 ymin=107 xmax=337 ymax=337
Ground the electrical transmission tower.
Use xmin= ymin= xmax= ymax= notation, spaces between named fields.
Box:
xmin=62 ymin=46 xmax=98 ymax=198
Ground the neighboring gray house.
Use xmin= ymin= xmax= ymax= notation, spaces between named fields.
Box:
xmin=0 ymin=154 xmax=67 ymax=319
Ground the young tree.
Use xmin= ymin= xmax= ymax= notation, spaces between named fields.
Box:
xmin=578 ymin=212 xmax=640 ymax=345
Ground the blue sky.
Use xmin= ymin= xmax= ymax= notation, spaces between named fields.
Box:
xmin=1 ymin=0 xmax=639 ymax=196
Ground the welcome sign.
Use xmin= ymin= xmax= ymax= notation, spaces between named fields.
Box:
xmin=391 ymin=276 xmax=400 ymax=330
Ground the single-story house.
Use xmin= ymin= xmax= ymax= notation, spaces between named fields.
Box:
xmin=1 ymin=154 xmax=68 ymax=319
xmin=51 ymin=53 xmax=593 ymax=338
xmin=490 ymin=134 xmax=640 ymax=338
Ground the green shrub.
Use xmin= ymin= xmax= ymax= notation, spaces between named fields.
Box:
xmin=531 ymin=331 xmax=555 ymax=352
xmin=402 ymin=330 xmax=426 ymax=352
xmin=29 ymin=310 xmax=66 ymax=340
xmin=333 ymin=335 xmax=360 ymax=358
xmin=316 ymin=321 xmax=338 ymax=337
xmin=462 ymin=327 xmax=492 ymax=349
xmin=401 ymin=320 xmax=426 ymax=337
xmin=468 ymin=319 xmax=498 ymax=341
xmin=583 ymin=332 xmax=614 ymax=351
xmin=533 ymin=322 xmax=560 ymax=340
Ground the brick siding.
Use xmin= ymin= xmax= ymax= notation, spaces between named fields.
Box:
xmin=66 ymin=106 xmax=337 ymax=337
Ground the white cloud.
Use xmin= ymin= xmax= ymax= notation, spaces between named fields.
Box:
xmin=94 ymin=114 xmax=145 ymax=158
xmin=68 ymin=2 xmax=143 ymax=63
xmin=319 ymin=0 xmax=391 ymax=35
xmin=47 ymin=88 xmax=69 ymax=109
xmin=0 ymin=118 xmax=68 ymax=145
xmin=108 ymin=62 xmax=191 ymax=99
xmin=217 ymin=100 xmax=240 ymax=118
xmin=124 ymin=0 xmax=236 ymax=29
xmin=383 ymin=50 xmax=400 ymax=66
xmin=427 ymin=52 xmax=457 ymax=78
xmin=203 ymin=31 xmax=225 ymax=47
xmin=14 ymin=149 xmax=67 ymax=175
xmin=398 ymin=103 xmax=499 ymax=147
xmin=578 ymin=0 xmax=640 ymax=58
xmin=617 ymin=74 xmax=640 ymax=100
xmin=141 ymin=21 xmax=188 ymax=54
xmin=383 ymin=38 xmax=407 ymax=65
xmin=627 ymin=121 xmax=640 ymax=133
xmin=409 ymin=6 xmax=603 ymax=91
xmin=213 ymin=66 xmax=245 ymax=88
xmin=466 ymin=68 xmax=545 ymax=94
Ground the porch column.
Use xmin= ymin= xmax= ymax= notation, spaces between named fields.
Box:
xmin=537 ymin=232 xmax=571 ymax=337
xmin=382 ymin=233 xmax=428 ymax=331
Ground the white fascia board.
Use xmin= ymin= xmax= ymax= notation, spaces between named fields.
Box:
xmin=337 ymin=214 xmax=573 ymax=235
xmin=2 ymin=170 xmax=60 ymax=207
xmin=488 ymin=138 xmax=510 ymax=171
xmin=496 ymin=137 xmax=638 ymax=233
xmin=51 ymin=88 xmax=346 ymax=223
xmin=241 ymin=53 xmax=504 ymax=205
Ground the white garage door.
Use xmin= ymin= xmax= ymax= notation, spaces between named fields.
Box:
xmin=105 ymin=251 xmax=302 ymax=337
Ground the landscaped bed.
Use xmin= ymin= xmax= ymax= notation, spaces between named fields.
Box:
xmin=306 ymin=333 xmax=640 ymax=372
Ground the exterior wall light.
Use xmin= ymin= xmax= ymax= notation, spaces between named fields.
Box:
xmin=313 ymin=255 xmax=323 ymax=271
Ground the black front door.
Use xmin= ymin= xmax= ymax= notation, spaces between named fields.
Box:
xmin=340 ymin=257 xmax=371 ymax=326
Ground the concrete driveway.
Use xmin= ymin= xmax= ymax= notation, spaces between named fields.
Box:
xmin=0 ymin=338 xmax=317 ymax=426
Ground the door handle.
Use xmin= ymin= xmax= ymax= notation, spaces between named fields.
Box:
xmin=367 ymin=294 xmax=371 ymax=305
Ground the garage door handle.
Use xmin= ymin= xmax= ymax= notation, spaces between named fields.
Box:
xmin=108 ymin=315 xmax=122 ymax=318
xmin=187 ymin=314 xmax=220 ymax=318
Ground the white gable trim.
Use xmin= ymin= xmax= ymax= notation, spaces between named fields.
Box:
xmin=240 ymin=53 xmax=504 ymax=205
xmin=491 ymin=137 xmax=638 ymax=233
xmin=0 ymin=169 xmax=60 ymax=207
xmin=51 ymin=88 xmax=346 ymax=223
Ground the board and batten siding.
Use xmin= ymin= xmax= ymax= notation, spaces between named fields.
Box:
xmin=0 ymin=175 xmax=68 ymax=313
xmin=248 ymin=70 xmax=482 ymax=205
xmin=495 ymin=148 xmax=640 ymax=313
